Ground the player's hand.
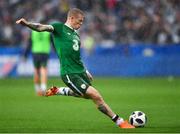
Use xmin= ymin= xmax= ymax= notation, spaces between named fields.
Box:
xmin=86 ymin=70 xmax=93 ymax=81
xmin=16 ymin=18 xmax=28 ymax=26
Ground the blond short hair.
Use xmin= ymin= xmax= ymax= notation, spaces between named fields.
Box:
xmin=67 ymin=8 xmax=84 ymax=17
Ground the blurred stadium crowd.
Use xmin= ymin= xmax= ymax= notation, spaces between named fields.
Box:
xmin=0 ymin=0 xmax=179 ymax=47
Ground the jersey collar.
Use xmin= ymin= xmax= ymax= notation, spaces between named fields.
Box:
xmin=65 ymin=23 xmax=74 ymax=30
xmin=64 ymin=23 xmax=78 ymax=33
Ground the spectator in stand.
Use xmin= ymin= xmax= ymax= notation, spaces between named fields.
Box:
xmin=0 ymin=0 xmax=179 ymax=46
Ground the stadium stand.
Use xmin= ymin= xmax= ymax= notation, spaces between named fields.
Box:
xmin=0 ymin=0 xmax=179 ymax=46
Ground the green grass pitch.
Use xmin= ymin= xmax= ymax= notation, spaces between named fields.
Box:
xmin=0 ymin=77 xmax=180 ymax=133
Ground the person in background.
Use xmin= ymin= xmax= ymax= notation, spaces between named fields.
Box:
xmin=23 ymin=29 xmax=52 ymax=96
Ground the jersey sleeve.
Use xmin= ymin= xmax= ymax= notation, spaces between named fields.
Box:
xmin=50 ymin=22 xmax=63 ymax=34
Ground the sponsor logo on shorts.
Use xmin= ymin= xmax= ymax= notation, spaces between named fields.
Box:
xmin=81 ymin=84 xmax=86 ymax=89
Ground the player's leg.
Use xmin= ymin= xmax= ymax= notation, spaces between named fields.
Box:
xmin=46 ymin=73 xmax=87 ymax=97
xmin=45 ymin=73 xmax=134 ymax=128
xmin=46 ymin=86 xmax=80 ymax=97
xmin=32 ymin=53 xmax=41 ymax=95
xmin=85 ymin=86 xmax=115 ymax=117
xmin=34 ymin=67 xmax=40 ymax=94
xmin=39 ymin=54 xmax=49 ymax=94
xmin=40 ymin=66 xmax=47 ymax=94
xmin=85 ymin=86 xmax=135 ymax=128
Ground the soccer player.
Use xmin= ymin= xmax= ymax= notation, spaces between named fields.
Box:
xmin=23 ymin=30 xmax=52 ymax=96
xmin=16 ymin=8 xmax=134 ymax=129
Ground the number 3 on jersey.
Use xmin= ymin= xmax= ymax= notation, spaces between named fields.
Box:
xmin=73 ymin=39 xmax=79 ymax=51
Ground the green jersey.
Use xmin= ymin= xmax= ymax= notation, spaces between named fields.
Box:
xmin=51 ymin=22 xmax=85 ymax=75
xmin=31 ymin=31 xmax=51 ymax=54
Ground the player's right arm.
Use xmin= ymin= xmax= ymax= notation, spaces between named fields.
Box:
xmin=16 ymin=18 xmax=54 ymax=32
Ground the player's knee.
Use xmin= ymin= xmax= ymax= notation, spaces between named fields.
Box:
xmin=95 ymin=93 xmax=103 ymax=101
xmin=86 ymin=86 xmax=104 ymax=103
xmin=86 ymin=86 xmax=103 ymax=101
xmin=91 ymin=92 xmax=100 ymax=99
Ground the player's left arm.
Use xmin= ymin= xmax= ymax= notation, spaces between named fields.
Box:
xmin=16 ymin=18 xmax=54 ymax=32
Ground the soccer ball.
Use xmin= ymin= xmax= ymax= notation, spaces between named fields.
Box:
xmin=129 ymin=111 xmax=147 ymax=127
